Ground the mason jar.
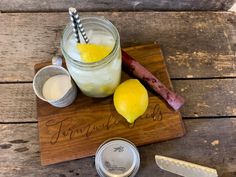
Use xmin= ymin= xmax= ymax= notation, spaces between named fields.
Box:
xmin=61 ymin=16 xmax=121 ymax=98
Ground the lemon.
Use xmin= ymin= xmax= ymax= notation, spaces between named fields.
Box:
xmin=113 ymin=79 xmax=149 ymax=124
xmin=76 ymin=43 xmax=112 ymax=63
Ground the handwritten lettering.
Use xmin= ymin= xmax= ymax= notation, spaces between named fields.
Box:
xmin=45 ymin=104 xmax=163 ymax=144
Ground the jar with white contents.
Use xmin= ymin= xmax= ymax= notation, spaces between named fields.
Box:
xmin=61 ymin=16 xmax=122 ymax=98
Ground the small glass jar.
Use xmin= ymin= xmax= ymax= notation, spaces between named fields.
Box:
xmin=61 ymin=16 xmax=121 ymax=98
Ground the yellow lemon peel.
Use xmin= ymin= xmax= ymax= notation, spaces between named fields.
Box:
xmin=76 ymin=43 xmax=112 ymax=63
xmin=113 ymin=79 xmax=149 ymax=124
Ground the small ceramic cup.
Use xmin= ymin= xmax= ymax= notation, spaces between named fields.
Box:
xmin=33 ymin=56 xmax=77 ymax=108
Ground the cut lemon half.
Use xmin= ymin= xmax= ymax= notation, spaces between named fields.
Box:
xmin=76 ymin=43 xmax=113 ymax=63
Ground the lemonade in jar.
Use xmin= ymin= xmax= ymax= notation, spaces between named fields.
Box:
xmin=61 ymin=16 xmax=121 ymax=97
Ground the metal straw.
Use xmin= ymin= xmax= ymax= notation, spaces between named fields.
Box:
xmin=68 ymin=7 xmax=89 ymax=43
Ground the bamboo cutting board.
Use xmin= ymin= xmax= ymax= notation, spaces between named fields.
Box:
xmin=35 ymin=44 xmax=185 ymax=166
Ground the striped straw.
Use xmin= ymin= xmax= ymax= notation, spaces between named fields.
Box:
xmin=68 ymin=7 xmax=89 ymax=43
xmin=68 ymin=8 xmax=80 ymax=43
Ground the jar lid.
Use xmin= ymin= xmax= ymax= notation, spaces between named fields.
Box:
xmin=95 ymin=138 xmax=140 ymax=177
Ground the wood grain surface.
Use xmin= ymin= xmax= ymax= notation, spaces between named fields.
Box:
xmin=0 ymin=0 xmax=234 ymax=12
xmin=0 ymin=83 xmax=36 ymax=122
xmin=0 ymin=9 xmax=235 ymax=176
xmin=0 ymin=12 xmax=235 ymax=82
xmin=0 ymin=118 xmax=235 ymax=176
xmin=1 ymin=79 xmax=236 ymax=123
xmin=36 ymin=44 xmax=185 ymax=165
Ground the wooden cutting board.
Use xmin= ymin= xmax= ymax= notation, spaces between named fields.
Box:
xmin=35 ymin=44 xmax=185 ymax=166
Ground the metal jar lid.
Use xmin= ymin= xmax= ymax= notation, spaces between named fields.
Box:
xmin=95 ymin=138 xmax=140 ymax=177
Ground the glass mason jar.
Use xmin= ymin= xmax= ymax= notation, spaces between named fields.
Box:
xmin=61 ymin=16 xmax=122 ymax=98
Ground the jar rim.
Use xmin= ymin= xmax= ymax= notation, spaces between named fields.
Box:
xmin=61 ymin=16 xmax=120 ymax=69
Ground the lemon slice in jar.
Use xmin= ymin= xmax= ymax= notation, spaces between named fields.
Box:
xmin=76 ymin=43 xmax=113 ymax=63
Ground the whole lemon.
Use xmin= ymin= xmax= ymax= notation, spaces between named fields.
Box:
xmin=113 ymin=79 xmax=149 ymax=123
